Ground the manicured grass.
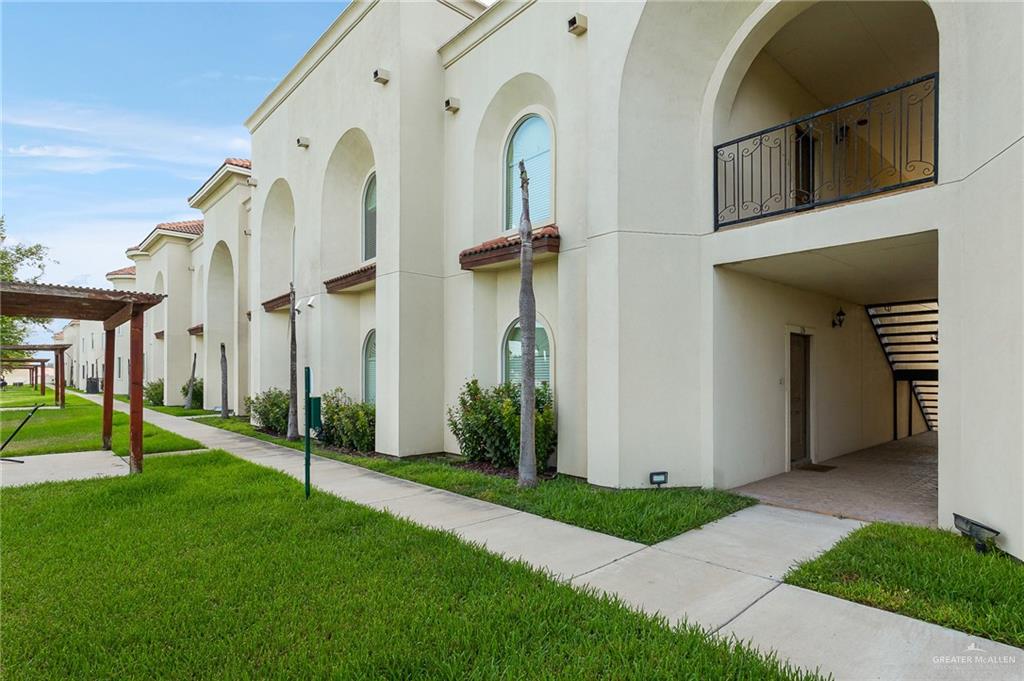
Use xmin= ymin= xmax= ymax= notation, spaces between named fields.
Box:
xmin=785 ymin=522 xmax=1024 ymax=648
xmin=203 ymin=417 xmax=755 ymax=545
xmin=0 ymin=396 xmax=202 ymax=457
xmin=114 ymin=393 xmax=215 ymax=417
xmin=0 ymin=385 xmax=55 ymax=408
xmin=1 ymin=452 xmax=817 ymax=679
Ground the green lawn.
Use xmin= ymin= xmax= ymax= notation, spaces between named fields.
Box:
xmin=0 ymin=384 xmax=55 ymax=408
xmin=114 ymin=393 xmax=216 ymax=417
xmin=786 ymin=522 xmax=1024 ymax=648
xmin=0 ymin=395 xmax=202 ymax=457
xmin=203 ymin=417 xmax=755 ymax=545
xmin=0 ymin=452 xmax=817 ymax=679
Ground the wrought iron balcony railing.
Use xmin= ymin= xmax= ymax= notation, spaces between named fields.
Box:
xmin=714 ymin=73 xmax=938 ymax=230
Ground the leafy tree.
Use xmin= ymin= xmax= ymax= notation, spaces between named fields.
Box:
xmin=0 ymin=217 xmax=53 ymax=371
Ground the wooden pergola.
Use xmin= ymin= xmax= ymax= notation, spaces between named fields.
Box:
xmin=1 ymin=282 xmax=164 ymax=472
xmin=2 ymin=357 xmax=47 ymax=393
xmin=1 ymin=344 xmax=72 ymax=407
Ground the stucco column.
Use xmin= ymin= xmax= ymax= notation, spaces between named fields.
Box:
xmin=375 ymin=271 xmax=444 ymax=456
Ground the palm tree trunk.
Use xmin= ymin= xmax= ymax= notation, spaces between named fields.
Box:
xmin=185 ymin=352 xmax=196 ymax=409
xmin=517 ymin=160 xmax=537 ymax=488
xmin=287 ymin=282 xmax=300 ymax=440
xmin=220 ymin=342 xmax=229 ymax=419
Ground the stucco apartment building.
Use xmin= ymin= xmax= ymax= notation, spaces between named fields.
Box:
xmin=56 ymin=159 xmax=254 ymax=409
xmin=76 ymin=1 xmax=1022 ymax=558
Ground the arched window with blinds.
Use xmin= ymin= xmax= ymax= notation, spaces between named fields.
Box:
xmin=363 ymin=172 xmax=377 ymax=261
xmin=502 ymin=319 xmax=552 ymax=388
xmin=363 ymin=329 xmax=376 ymax=404
xmin=504 ymin=115 xmax=552 ymax=231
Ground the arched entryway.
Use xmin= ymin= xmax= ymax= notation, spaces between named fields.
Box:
xmin=205 ymin=241 xmax=235 ymax=412
xmin=258 ymin=179 xmax=295 ymax=392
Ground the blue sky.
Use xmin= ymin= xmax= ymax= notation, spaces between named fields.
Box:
xmin=2 ymin=1 xmax=345 ymax=313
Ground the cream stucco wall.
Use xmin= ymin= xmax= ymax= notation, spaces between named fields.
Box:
xmin=230 ymin=0 xmax=1023 ymax=557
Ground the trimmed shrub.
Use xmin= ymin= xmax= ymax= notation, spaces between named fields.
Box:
xmin=245 ymin=388 xmax=289 ymax=436
xmin=180 ymin=377 xmax=204 ymax=410
xmin=447 ymin=379 xmax=555 ymax=471
xmin=143 ymin=378 xmax=165 ymax=406
xmin=320 ymin=387 xmax=375 ymax=453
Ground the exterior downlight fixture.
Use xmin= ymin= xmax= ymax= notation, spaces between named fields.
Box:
xmin=649 ymin=471 xmax=668 ymax=488
xmin=372 ymin=67 xmax=390 ymax=85
xmin=953 ymin=514 xmax=1000 ymax=553
xmin=567 ymin=13 xmax=587 ymax=36
xmin=444 ymin=97 xmax=460 ymax=114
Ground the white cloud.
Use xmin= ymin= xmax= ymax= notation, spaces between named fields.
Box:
xmin=7 ymin=144 xmax=112 ymax=159
xmin=4 ymin=100 xmax=250 ymax=172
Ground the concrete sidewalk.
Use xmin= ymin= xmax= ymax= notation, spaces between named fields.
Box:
xmin=1 ymin=450 xmax=128 ymax=486
xmin=79 ymin=394 xmax=1023 ymax=680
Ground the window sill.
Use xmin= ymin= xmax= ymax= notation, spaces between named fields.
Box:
xmin=459 ymin=225 xmax=560 ymax=272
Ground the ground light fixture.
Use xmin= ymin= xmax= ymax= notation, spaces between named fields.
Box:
xmin=832 ymin=307 xmax=846 ymax=328
xmin=953 ymin=513 xmax=1000 ymax=553
xmin=649 ymin=471 xmax=668 ymax=488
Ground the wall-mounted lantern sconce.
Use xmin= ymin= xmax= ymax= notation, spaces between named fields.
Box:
xmin=567 ymin=13 xmax=588 ymax=36
xmin=649 ymin=471 xmax=668 ymax=488
xmin=832 ymin=307 xmax=846 ymax=328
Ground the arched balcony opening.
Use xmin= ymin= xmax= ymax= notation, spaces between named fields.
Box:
xmin=715 ymin=1 xmax=939 ymax=229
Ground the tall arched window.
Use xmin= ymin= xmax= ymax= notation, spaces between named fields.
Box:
xmin=363 ymin=329 xmax=376 ymax=404
xmin=503 ymin=319 xmax=551 ymax=387
xmin=505 ymin=115 xmax=552 ymax=230
xmin=363 ymin=172 xmax=377 ymax=261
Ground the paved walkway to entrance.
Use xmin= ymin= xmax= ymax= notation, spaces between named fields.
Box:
xmin=734 ymin=431 xmax=938 ymax=526
xmin=1 ymin=450 xmax=128 ymax=486
xmin=75 ymin=395 xmax=1022 ymax=680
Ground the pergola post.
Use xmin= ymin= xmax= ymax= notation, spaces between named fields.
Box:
xmin=59 ymin=350 xmax=66 ymax=408
xmin=129 ymin=308 xmax=144 ymax=473
xmin=39 ymin=361 xmax=45 ymax=396
xmin=102 ymin=329 xmax=115 ymax=448
xmin=53 ymin=351 xmax=60 ymax=406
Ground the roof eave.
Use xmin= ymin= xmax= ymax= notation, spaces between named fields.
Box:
xmin=245 ymin=0 xmax=378 ymax=134
xmin=188 ymin=162 xmax=252 ymax=210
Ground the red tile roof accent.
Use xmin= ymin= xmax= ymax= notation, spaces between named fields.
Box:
xmin=459 ymin=226 xmax=560 ymax=271
xmin=324 ymin=263 xmax=376 ymax=293
xmin=261 ymin=292 xmax=291 ymax=313
xmin=106 ymin=265 xmax=136 ymax=277
xmin=155 ymin=219 xmax=204 ymax=236
xmin=225 ymin=158 xmax=252 ymax=170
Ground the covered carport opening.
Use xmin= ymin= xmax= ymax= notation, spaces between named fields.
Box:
xmin=1 ymin=282 xmax=164 ymax=472
xmin=712 ymin=231 xmax=939 ymax=526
